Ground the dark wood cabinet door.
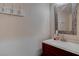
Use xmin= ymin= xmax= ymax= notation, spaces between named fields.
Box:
xmin=42 ymin=43 xmax=78 ymax=56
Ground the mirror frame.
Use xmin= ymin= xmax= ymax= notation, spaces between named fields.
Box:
xmin=54 ymin=3 xmax=77 ymax=35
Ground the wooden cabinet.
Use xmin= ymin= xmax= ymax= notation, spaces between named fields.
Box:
xmin=42 ymin=43 xmax=78 ymax=56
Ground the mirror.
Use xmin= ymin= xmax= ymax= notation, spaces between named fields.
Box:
xmin=54 ymin=3 xmax=77 ymax=35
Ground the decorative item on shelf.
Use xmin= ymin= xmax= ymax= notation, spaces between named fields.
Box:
xmin=0 ymin=3 xmax=24 ymax=17
xmin=12 ymin=4 xmax=24 ymax=17
xmin=2 ymin=3 xmax=8 ymax=14
xmin=60 ymin=34 xmax=66 ymax=42
xmin=0 ymin=3 xmax=4 ymax=14
xmin=53 ymin=34 xmax=60 ymax=40
xmin=19 ymin=9 xmax=24 ymax=17
xmin=53 ymin=30 xmax=60 ymax=40
xmin=59 ymin=34 xmax=64 ymax=40
xmin=53 ymin=30 xmax=64 ymax=40
xmin=3 ymin=8 xmax=11 ymax=14
xmin=9 ymin=3 xmax=14 ymax=15
xmin=17 ymin=4 xmax=21 ymax=16
xmin=0 ymin=8 xmax=3 ymax=14
xmin=12 ymin=3 xmax=19 ymax=16
xmin=17 ymin=4 xmax=24 ymax=17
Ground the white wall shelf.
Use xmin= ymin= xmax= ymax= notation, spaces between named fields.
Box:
xmin=0 ymin=7 xmax=24 ymax=17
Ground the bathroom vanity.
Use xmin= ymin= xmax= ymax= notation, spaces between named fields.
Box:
xmin=42 ymin=39 xmax=79 ymax=56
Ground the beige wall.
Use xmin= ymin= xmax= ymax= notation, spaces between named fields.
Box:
xmin=0 ymin=3 xmax=25 ymax=38
xmin=51 ymin=4 xmax=79 ymax=43
xmin=0 ymin=3 xmax=50 ymax=39
xmin=0 ymin=3 xmax=50 ymax=55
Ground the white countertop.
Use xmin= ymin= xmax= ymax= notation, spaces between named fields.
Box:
xmin=43 ymin=39 xmax=79 ymax=55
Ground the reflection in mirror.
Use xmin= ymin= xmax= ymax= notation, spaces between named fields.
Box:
xmin=55 ymin=3 xmax=77 ymax=35
xmin=56 ymin=4 xmax=72 ymax=31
